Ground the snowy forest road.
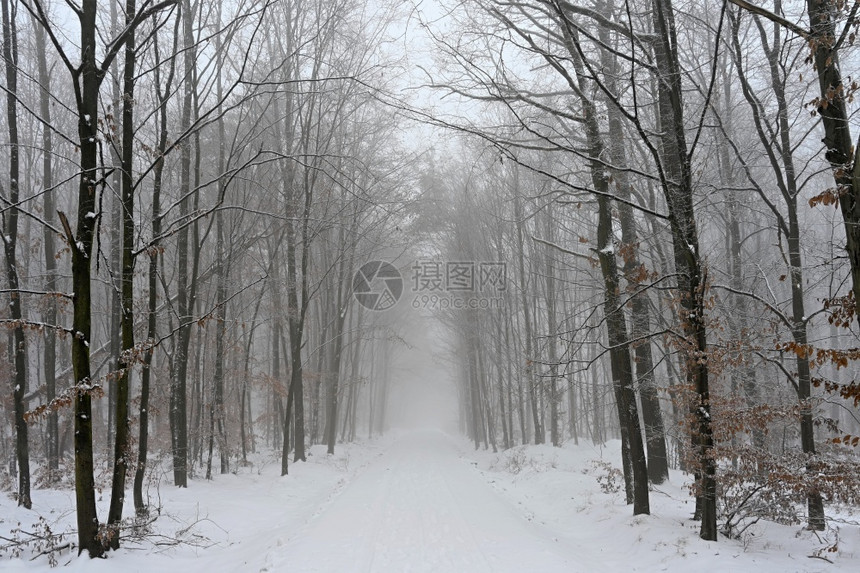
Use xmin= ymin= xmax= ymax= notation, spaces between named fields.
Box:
xmin=263 ymin=430 xmax=584 ymax=572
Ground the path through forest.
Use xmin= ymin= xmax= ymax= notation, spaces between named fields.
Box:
xmin=262 ymin=430 xmax=584 ymax=572
xmin=5 ymin=427 xmax=855 ymax=572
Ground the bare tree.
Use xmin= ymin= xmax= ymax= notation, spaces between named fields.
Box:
xmin=23 ymin=0 xmax=179 ymax=556
xmin=727 ymin=4 xmax=825 ymax=530
xmin=1 ymin=0 xmax=31 ymax=510
xmin=30 ymin=2 xmax=59 ymax=480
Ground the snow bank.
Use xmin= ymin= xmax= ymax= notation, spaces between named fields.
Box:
xmin=463 ymin=438 xmax=859 ymax=572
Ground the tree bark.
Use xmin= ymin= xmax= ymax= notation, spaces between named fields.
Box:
xmin=542 ymin=204 xmax=561 ymax=447
xmin=559 ymin=17 xmax=649 ymax=514
xmin=513 ymin=181 xmax=543 ymax=444
xmin=134 ymin=14 xmax=177 ymax=515
xmin=325 ymin=220 xmax=354 ymax=455
xmin=649 ymin=0 xmax=717 ymax=540
xmin=597 ymin=23 xmax=670 ymax=482
xmin=729 ymin=5 xmax=825 ymax=529
xmin=803 ymin=0 xmax=860 ymax=321
xmin=31 ymin=5 xmax=58 ymax=479
xmin=1 ymin=0 xmax=30 ymax=511
xmin=170 ymin=0 xmax=199 ymax=488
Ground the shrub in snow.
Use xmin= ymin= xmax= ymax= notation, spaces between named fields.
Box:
xmin=589 ymin=459 xmax=623 ymax=495
xmin=0 ymin=516 xmax=71 ymax=567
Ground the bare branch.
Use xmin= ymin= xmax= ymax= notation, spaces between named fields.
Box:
xmin=727 ymin=0 xmax=809 ymax=39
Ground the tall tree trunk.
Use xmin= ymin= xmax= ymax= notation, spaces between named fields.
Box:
xmin=341 ymin=305 xmax=363 ymax=443
xmin=106 ymin=0 xmax=138 ymax=547
xmin=281 ymin=352 xmax=297 ymax=475
xmin=513 ymin=309 xmax=528 ymax=444
xmin=729 ymin=5 xmax=825 ymax=529
xmin=717 ymin=42 xmax=763 ymax=456
xmin=496 ymin=312 xmax=510 ymax=449
xmin=213 ymin=16 xmax=229 ymax=475
xmin=505 ymin=308 xmax=516 ymax=446
xmin=277 ymin=9 xmax=310 ymax=467
xmin=270 ymin=234 xmax=284 ymax=450
xmin=170 ymin=0 xmax=198 ymax=488
xmin=595 ymin=183 xmax=650 ymax=517
xmin=608 ymin=123 xmax=669 ymax=486
xmin=62 ymin=0 xmax=104 ymax=556
xmin=799 ymin=0 xmax=860 ymax=321
xmin=212 ymin=247 xmax=228 ymax=474
xmin=31 ymin=7 xmax=58 ymax=478
xmin=650 ymin=0 xmax=717 ymax=539
xmin=240 ymin=288 xmax=265 ymax=463
xmin=312 ymin=306 xmax=328 ymax=444
xmin=542 ymin=205 xmax=560 ymax=447
xmin=562 ymin=292 xmax=579 ymax=444
xmin=513 ymin=180 xmax=543 ymax=443
xmin=135 ymin=16 xmax=177 ymax=515
xmin=105 ymin=0 xmax=122 ymax=458
xmin=2 ymin=0 xmax=30 ymax=510
xmin=765 ymin=6 xmax=824 ymax=530
xmin=325 ymin=227 xmax=353 ymax=455
xmin=559 ymin=19 xmax=649 ymax=514
xmin=282 ymin=217 xmax=308 ymax=469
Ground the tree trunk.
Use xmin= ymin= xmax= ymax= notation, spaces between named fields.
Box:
xmin=542 ymin=205 xmax=560 ymax=447
xmin=31 ymin=6 xmax=58 ymax=479
xmin=609 ymin=128 xmax=669 ymax=485
xmin=802 ymin=0 xmax=860 ymax=320
xmin=513 ymin=182 xmax=543 ymax=444
xmin=650 ymin=0 xmax=717 ymax=539
xmin=591 ymin=343 xmax=603 ymax=445
xmin=729 ymin=5 xmax=824 ymax=529
xmin=170 ymin=0 xmax=198 ymax=488
xmin=106 ymin=0 xmax=138 ymax=547
xmin=560 ymin=19 xmax=649 ymax=514
xmin=1 ymin=0 xmax=30 ymax=511
xmin=325 ymin=231 xmax=352 ymax=455
xmin=213 ymin=19 xmax=229 ymax=475
xmin=64 ymin=0 xmax=103 ymax=555
xmin=596 ymin=192 xmax=650 ymax=517
xmin=496 ymin=311 xmax=510 ymax=449
xmin=135 ymin=18 xmax=177 ymax=514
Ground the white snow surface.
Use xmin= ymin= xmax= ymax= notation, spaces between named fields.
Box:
xmin=2 ymin=430 xmax=858 ymax=572
xmin=267 ymin=431 xmax=577 ymax=572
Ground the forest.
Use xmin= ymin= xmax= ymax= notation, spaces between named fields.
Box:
xmin=1 ymin=0 xmax=860 ymax=569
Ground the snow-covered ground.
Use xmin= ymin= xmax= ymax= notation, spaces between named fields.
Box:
xmin=467 ymin=436 xmax=858 ymax=572
xmin=2 ymin=430 xmax=858 ymax=571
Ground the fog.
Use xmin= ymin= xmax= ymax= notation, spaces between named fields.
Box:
xmin=385 ymin=311 xmax=459 ymax=434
